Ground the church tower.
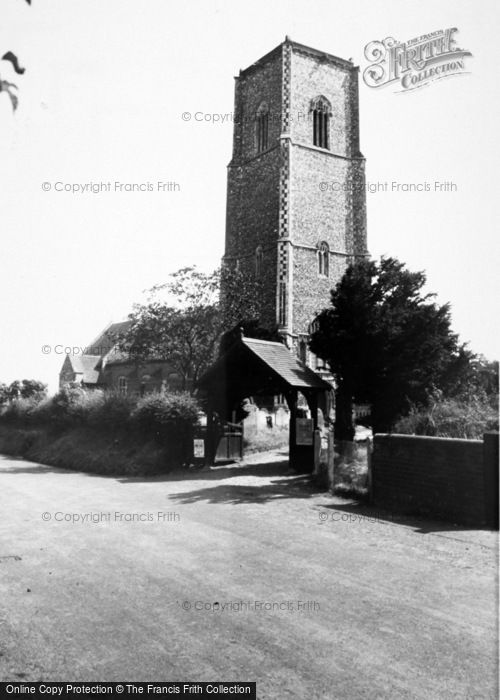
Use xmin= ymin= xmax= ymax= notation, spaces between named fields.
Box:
xmin=222 ymin=37 xmax=368 ymax=361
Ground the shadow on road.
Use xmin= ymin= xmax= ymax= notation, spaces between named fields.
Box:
xmin=1 ymin=454 xmax=495 ymax=536
xmin=0 ymin=453 xmax=295 ymax=482
xmin=167 ymin=474 xmax=324 ymax=505
xmin=317 ymin=500 xmax=497 ymax=537
xmin=118 ymin=457 xmax=296 ymax=484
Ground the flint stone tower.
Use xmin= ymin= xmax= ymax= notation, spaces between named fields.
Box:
xmin=222 ymin=37 xmax=368 ymax=361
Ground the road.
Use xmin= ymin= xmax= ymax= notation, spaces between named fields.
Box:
xmin=0 ymin=451 xmax=497 ymax=699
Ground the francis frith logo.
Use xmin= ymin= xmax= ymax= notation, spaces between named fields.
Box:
xmin=362 ymin=28 xmax=472 ymax=92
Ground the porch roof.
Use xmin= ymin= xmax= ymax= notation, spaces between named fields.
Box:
xmin=198 ymin=336 xmax=331 ymax=395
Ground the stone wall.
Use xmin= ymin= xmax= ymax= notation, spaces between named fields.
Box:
xmin=289 ymin=47 xmax=357 ymax=156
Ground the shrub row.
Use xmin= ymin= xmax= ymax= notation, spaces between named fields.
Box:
xmin=393 ymin=395 xmax=498 ymax=439
xmin=0 ymin=386 xmax=201 ymax=447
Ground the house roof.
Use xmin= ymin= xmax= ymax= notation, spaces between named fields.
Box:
xmin=86 ymin=320 xmax=132 ymax=357
xmin=69 ymin=355 xmax=101 ymax=384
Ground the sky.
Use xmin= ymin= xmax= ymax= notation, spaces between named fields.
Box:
xmin=1 ymin=0 xmax=499 ymax=393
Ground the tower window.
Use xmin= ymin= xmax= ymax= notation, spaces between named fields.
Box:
xmin=118 ymin=376 xmax=128 ymax=395
xmin=256 ymin=102 xmax=269 ymax=153
xmin=309 ymin=319 xmax=320 ymax=335
xmin=318 ymin=242 xmax=329 ymax=277
xmin=255 ymin=245 xmax=263 ymax=277
xmin=311 ymin=96 xmax=331 ymax=150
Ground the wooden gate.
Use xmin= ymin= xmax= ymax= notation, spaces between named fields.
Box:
xmin=215 ymin=421 xmax=243 ymax=461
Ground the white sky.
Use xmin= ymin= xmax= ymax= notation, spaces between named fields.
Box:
xmin=1 ymin=0 xmax=499 ymax=393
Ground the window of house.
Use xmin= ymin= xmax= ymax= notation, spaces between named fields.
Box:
xmin=255 ymin=245 xmax=263 ymax=277
xmin=256 ymin=102 xmax=269 ymax=153
xmin=311 ymin=96 xmax=331 ymax=149
xmin=318 ymin=241 xmax=329 ymax=277
xmin=118 ymin=376 xmax=128 ymax=395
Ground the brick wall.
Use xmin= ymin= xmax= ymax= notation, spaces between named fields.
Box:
xmin=371 ymin=434 xmax=499 ymax=527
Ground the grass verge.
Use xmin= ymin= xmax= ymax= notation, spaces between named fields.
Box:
xmin=0 ymin=424 xmax=172 ymax=476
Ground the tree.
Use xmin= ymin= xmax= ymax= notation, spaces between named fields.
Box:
xmin=0 ymin=383 xmax=9 ymax=405
xmin=1 ymin=1 xmax=30 ymax=111
xmin=465 ymin=356 xmax=499 ymax=402
xmin=116 ymin=268 xmax=221 ymax=392
xmin=7 ymin=379 xmax=47 ymax=400
xmin=309 ymin=257 xmax=469 ymax=439
xmin=116 ymin=266 xmax=285 ymax=391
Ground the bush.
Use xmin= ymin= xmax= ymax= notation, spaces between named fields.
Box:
xmin=131 ymin=392 xmax=200 ymax=466
xmin=0 ymin=386 xmax=202 ymax=470
xmin=86 ymin=391 xmax=136 ymax=431
xmin=243 ymin=426 xmax=289 ymax=454
xmin=29 ymin=385 xmax=93 ymax=429
xmin=132 ymin=392 xmax=199 ymax=438
xmin=0 ymin=425 xmax=174 ymax=476
xmin=1 ymin=396 xmax=42 ymax=424
xmin=393 ymin=394 xmax=498 ymax=439
xmin=333 ymin=440 xmax=369 ymax=497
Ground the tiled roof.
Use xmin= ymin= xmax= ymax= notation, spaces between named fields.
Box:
xmin=101 ymin=346 xmax=130 ymax=364
xmin=242 ymin=337 xmax=331 ymax=390
xmin=70 ymin=355 xmax=101 ymax=384
xmin=86 ymin=321 xmax=132 ymax=357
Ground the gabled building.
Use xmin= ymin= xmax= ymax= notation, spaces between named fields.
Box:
xmin=58 ymin=321 xmax=183 ymax=395
xmin=59 ymin=354 xmax=102 ymax=389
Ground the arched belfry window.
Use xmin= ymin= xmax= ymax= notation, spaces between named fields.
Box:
xmin=256 ymin=102 xmax=269 ymax=153
xmin=318 ymin=241 xmax=329 ymax=277
xmin=255 ymin=245 xmax=263 ymax=276
xmin=309 ymin=319 xmax=320 ymax=335
xmin=310 ymin=96 xmax=331 ymax=150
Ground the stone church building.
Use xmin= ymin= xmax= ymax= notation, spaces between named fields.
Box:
xmin=222 ymin=37 xmax=368 ymax=367
xmin=59 ymin=321 xmax=183 ymax=394
xmin=60 ymin=38 xmax=368 ymax=393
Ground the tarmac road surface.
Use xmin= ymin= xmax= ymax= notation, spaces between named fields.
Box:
xmin=0 ymin=451 xmax=497 ymax=699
